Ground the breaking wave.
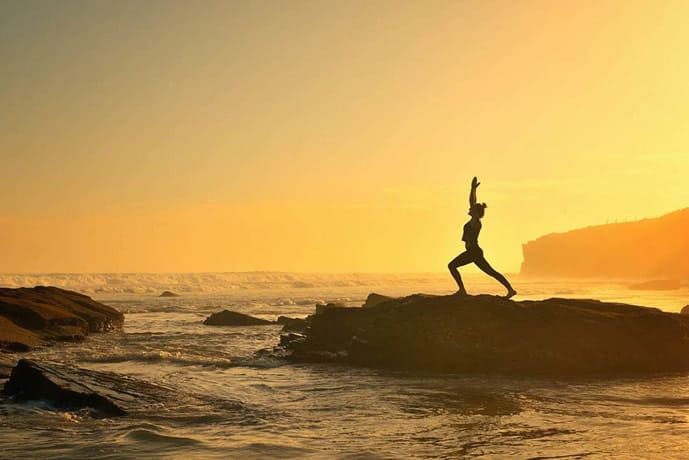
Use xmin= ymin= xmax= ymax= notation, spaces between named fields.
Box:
xmin=81 ymin=350 xmax=286 ymax=369
xmin=0 ymin=272 xmax=447 ymax=296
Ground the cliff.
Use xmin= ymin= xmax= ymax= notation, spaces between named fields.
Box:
xmin=281 ymin=293 xmax=689 ymax=375
xmin=520 ymin=208 xmax=689 ymax=278
xmin=0 ymin=286 xmax=124 ymax=352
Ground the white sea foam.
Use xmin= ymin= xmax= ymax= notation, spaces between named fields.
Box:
xmin=0 ymin=272 xmax=448 ymax=295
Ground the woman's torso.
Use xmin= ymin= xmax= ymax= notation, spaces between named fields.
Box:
xmin=462 ymin=219 xmax=482 ymax=250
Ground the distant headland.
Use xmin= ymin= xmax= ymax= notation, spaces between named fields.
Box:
xmin=521 ymin=207 xmax=689 ymax=279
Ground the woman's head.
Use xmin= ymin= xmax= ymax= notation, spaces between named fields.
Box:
xmin=469 ymin=202 xmax=487 ymax=218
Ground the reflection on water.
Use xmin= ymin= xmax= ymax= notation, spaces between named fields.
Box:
xmin=1 ymin=276 xmax=689 ymax=458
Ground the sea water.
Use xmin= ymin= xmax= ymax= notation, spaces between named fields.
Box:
xmin=1 ymin=273 xmax=689 ymax=459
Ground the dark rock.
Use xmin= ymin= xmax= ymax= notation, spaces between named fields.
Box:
xmin=280 ymin=332 xmax=306 ymax=348
xmin=362 ymin=293 xmax=398 ymax=308
xmin=681 ymin=305 xmax=689 ymax=315
xmin=203 ymin=310 xmax=273 ymax=326
xmin=0 ymin=286 xmax=124 ymax=352
xmin=282 ymin=293 xmax=689 ymax=375
xmin=159 ymin=291 xmax=180 ymax=297
xmin=3 ymin=359 xmax=174 ymax=417
xmin=315 ymin=302 xmax=348 ymax=315
xmin=628 ymin=279 xmax=680 ymax=291
xmin=276 ymin=316 xmax=309 ymax=332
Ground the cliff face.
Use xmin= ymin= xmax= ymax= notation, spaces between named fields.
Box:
xmin=282 ymin=293 xmax=689 ymax=375
xmin=521 ymin=208 xmax=689 ymax=278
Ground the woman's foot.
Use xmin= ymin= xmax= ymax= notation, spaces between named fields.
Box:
xmin=505 ymin=288 xmax=517 ymax=299
xmin=454 ymin=289 xmax=468 ymax=296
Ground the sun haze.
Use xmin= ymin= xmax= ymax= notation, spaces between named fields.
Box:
xmin=2 ymin=0 xmax=689 ymax=273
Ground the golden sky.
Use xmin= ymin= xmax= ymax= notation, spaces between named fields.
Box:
xmin=2 ymin=0 xmax=689 ymax=273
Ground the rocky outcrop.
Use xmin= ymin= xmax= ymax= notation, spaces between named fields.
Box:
xmin=281 ymin=293 xmax=689 ymax=375
xmin=203 ymin=310 xmax=273 ymax=326
xmin=276 ymin=316 xmax=309 ymax=332
xmin=315 ymin=302 xmax=348 ymax=315
xmin=0 ymin=286 xmax=124 ymax=352
xmin=203 ymin=310 xmax=310 ymax=331
xmin=362 ymin=293 xmax=398 ymax=308
xmin=521 ymin=207 xmax=689 ymax=278
xmin=681 ymin=305 xmax=689 ymax=315
xmin=159 ymin=291 xmax=180 ymax=297
xmin=0 ymin=316 xmax=44 ymax=352
xmin=3 ymin=359 xmax=174 ymax=416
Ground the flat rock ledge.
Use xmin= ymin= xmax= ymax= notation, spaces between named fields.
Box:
xmin=3 ymin=359 xmax=174 ymax=417
xmin=281 ymin=293 xmax=689 ymax=376
xmin=0 ymin=286 xmax=124 ymax=352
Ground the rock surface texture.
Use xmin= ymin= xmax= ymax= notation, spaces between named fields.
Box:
xmin=0 ymin=286 xmax=124 ymax=352
xmin=3 ymin=359 xmax=175 ymax=416
xmin=0 ymin=354 xmax=15 ymax=379
xmin=282 ymin=293 xmax=689 ymax=375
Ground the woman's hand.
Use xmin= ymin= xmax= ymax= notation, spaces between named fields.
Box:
xmin=469 ymin=176 xmax=479 ymax=206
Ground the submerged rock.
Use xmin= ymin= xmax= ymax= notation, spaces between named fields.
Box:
xmin=159 ymin=291 xmax=180 ymax=297
xmin=0 ymin=286 xmax=124 ymax=352
xmin=203 ymin=310 xmax=273 ymax=326
xmin=3 ymin=359 xmax=174 ymax=416
xmin=282 ymin=293 xmax=689 ymax=375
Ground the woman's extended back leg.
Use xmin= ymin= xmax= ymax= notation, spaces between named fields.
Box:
xmin=474 ymin=255 xmax=516 ymax=297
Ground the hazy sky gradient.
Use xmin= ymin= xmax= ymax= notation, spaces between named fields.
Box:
xmin=2 ymin=0 xmax=689 ymax=272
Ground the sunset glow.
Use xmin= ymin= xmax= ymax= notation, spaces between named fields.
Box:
xmin=2 ymin=0 xmax=689 ymax=272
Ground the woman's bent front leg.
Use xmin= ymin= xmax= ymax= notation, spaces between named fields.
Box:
xmin=448 ymin=251 xmax=474 ymax=294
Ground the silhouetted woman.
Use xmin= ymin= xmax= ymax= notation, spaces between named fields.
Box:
xmin=448 ymin=176 xmax=517 ymax=298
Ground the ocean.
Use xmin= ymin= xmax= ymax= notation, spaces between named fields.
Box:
xmin=1 ymin=272 xmax=688 ymax=459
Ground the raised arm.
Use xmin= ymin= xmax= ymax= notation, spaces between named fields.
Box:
xmin=469 ymin=176 xmax=480 ymax=207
